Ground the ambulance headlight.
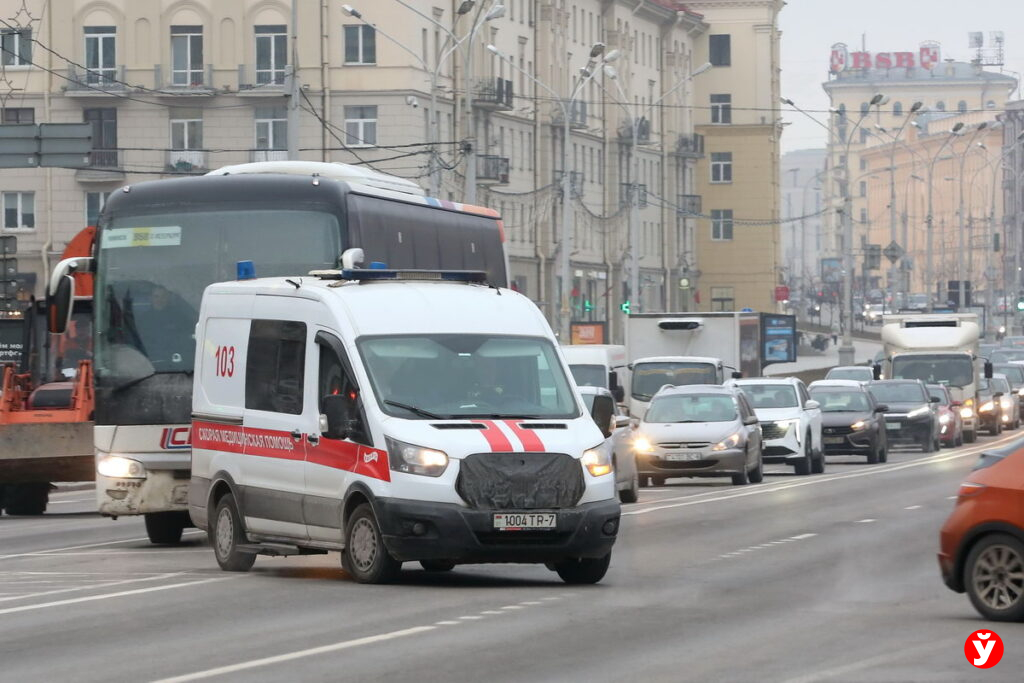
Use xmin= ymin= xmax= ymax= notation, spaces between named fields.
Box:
xmin=582 ymin=445 xmax=613 ymax=477
xmin=385 ymin=437 xmax=448 ymax=477
xmin=97 ymin=455 xmax=146 ymax=479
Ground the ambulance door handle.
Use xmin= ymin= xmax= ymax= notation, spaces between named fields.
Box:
xmin=290 ymin=429 xmax=302 ymax=441
xmin=306 ymin=434 xmax=320 ymax=446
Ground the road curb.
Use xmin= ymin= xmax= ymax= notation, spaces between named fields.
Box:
xmin=52 ymin=482 xmax=95 ymax=493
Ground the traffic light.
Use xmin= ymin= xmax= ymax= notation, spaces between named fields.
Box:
xmin=583 ymin=299 xmax=593 ymax=313
xmin=1016 ymin=295 xmax=1024 ymax=312
xmin=620 ymin=300 xmax=631 ymax=314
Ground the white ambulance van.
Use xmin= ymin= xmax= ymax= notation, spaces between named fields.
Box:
xmin=188 ymin=265 xmax=621 ymax=584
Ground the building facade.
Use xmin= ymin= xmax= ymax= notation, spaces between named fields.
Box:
xmin=780 ymin=147 xmax=825 ymax=297
xmin=0 ymin=0 xmax=782 ymax=339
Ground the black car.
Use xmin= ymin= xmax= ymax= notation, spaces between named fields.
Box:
xmin=809 ymin=380 xmax=888 ymax=463
xmin=976 ymin=376 xmax=1006 ymax=436
xmin=868 ymin=379 xmax=941 ymax=452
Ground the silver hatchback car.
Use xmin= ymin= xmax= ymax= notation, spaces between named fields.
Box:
xmin=631 ymin=384 xmax=764 ymax=486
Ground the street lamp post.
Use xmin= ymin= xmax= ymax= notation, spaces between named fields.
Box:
xmin=923 ymin=122 xmax=965 ymax=310
xmin=487 ymin=42 xmax=612 ymax=340
xmin=956 ymin=123 xmax=989 ymax=310
xmin=604 ymin=62 xmax=711 ymax=318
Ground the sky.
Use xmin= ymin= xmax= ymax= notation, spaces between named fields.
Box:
xmin=779 ymin=0 xmax=1024 ymax=154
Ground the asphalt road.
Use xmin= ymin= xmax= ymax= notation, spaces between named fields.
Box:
xmin=3 ymin=434 xmax=1024 ymax=682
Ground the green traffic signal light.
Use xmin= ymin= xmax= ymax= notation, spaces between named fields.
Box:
xmin=583 ymin=299 xmax=593 ymax=312
xmin=1016 ymin=297 xmax=1024 ymax=312
xmin=620 ymin=300 xmax=631 ymax=314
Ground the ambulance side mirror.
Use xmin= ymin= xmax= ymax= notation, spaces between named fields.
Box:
xmin=590 ymin=394 xmax=615 ymax=439
xmin=322 ymin=394 xmax=357 ymax=440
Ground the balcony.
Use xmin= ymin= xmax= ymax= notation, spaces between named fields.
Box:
xmin=569 ymin=100 xmax=588 ymax=129
xmin=63 ymin=66 xmax=127 ymax=96
xmin=673 ymin=133 xmax=705 ymax=158
xmin=554 ymin=170 xmax=584 ymax=198
xmin=676 ymin=194 xmax=702 ymax=216
xmin=75 ymin=149 xmax=124 ymax=183
xmin=154 ymin=64 xmax=216 ymax=95
xmin=619 ymin=183 xmax=648 ymax=209
xmin=473 ymin=78 xmax=514 ymax=111
xmin=618 ymin=117 xmax=651 ymax=145
xmin=251 ymin=149 xmax=288 ymax=162
xmin=167 ymin=149 xmax=207 ymax=173
xmin=237 ymin=64 xmax=287 ymax=93
xmin=477 ymin=155 xmax=510 ymax=184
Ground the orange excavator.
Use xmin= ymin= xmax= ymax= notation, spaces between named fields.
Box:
xmin=0 ymin=227 xmax=95 ymax=515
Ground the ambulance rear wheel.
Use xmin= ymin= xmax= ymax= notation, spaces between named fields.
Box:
xmin=420 ymin=560 xmax=456 ymax=572
xmin=211 ymin=495 xmax=255 ymax=572
xmin=343 ymin=504 xmax=401 ymax=584
xmin=554 ymin=552 xmax=612 ymax=584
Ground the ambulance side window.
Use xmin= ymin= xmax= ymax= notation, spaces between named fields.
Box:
xmin=245 ymin=319 xmax=306 ymax=415
xmin=317 ymin=334 xmax=369 ymax=445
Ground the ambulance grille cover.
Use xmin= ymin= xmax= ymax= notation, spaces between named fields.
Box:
xmin=456 ymin=453 xmax=584 ymax=510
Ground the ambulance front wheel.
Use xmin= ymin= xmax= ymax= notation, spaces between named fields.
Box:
xmin=554 ymin=552 xmax=612 ymax=584
xmin=342 ymin=503 xmax=402 ymax=584
xmin=212 ymin=494 xmax=256 ymax=572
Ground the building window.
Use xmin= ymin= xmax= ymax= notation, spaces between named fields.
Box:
xmin=170 ymin=25 xmax=204 ymax=86
xmin=860 ymin=128 xmax=869 ymax=143
xmin=859 ymin=208 xmax=867 ymax=223
xmin=710 ymin=94 xmax=732 ymax=124
xmin=935 ymin=101 xmax=946 ymax=111
xmin=85 ymin=191 xmax=111 ymax=226
xmin=957 ymin=100 xmax=968 ymax=113
xmin=1 ymin=28 xmax=31 ymax=66
xmin=3 ymin=192 xmax=34 ymax=230
xmin=84 ymin=26 xmax=116 ymax=84
xmin=84 ymin=107 xmax=117 ymax=167
xmin=710 ymin=152 xmax=732 ymax=183
xmin=344 ymin=105 xmax=377 ymax=146
xmin=2 ymin=107 xmax=33 ymax=124
xmin=892 ymin=101 xmax=902 ymax=116
xmin=254 ymin=25 xmax=287 ymax=85
xmin=859 ymin=181 xmax=866 ymax=197
xmin=711 ymin=209 xmax=733 ymax=241
xmin=860 ymin=102 xmax=869 ymax=116
xmin=859 ymin=158 xmax=867 ymax=171
xmin=709 ymin=34 xmax=730 ymax=66
xmin=170 ymin=117 xmax=202 ymax=150
xmin=255 ymin=106 xmax=286 ymax=156
xmin=344 ymin=25 xmax=376 ymax=64
xmin=710 ymin=286 xmax=734 ymax=311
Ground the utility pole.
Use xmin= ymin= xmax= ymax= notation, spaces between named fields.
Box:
xmin=287 ymin=0 xmax=299 ymax=160
xmin=957 ymin=124 xmax=987 ymax=310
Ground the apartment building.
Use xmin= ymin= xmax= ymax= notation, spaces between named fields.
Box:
xmin=0 ymin=1 xmax=780 ymax=340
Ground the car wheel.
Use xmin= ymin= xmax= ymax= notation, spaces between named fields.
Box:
xmin=811 ymin=448 xmax=825 ymax=474
xmin=965 ymin=429 xmax=977 ymax=444
xmin=748 ymin=452 xmax=764 ymax=484
xmin=651 ymin=476 xmax=666 ymax=487
xmin=638 ymin=475 xmax=650 ymax=488
xmin=420 ymin=560 xmax=456 ymax=572
xmin=555 ymin=552 xmax=611 ymax=584
xmin=342 ymin=503 xmax=401 ymax=584
xmin=145 ymin=511 xmax=189 ymax=545
xmin=964 ymin=533 xmax=1024 ymax=622
xmin=731 ymin=454 xmax=750 ymax=486
xmin=794 ymin=432 xmax=812 ymax=475
xmin=619 ymin=470 xmax=639 ymax=504
xmin=932 ymin=435 xmax=941 ymax=452
xmin=211 ymin=494 xmax=256 ymax=572
xmin=867 ymin=440 xmax=880 ymax=464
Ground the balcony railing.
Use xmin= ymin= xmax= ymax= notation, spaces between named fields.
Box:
xmin=676 ymin=194 xmax=702 ymax=216
xmin=554 ymin=170 xmax=584 ymax=198
xmin=64 ymin=66 xmax=126 ymax=94
xmin=474 ymin=78 xmax=514 ymax=110
xmin=251 ymin=149 xmax=288 ymax=162
xmin=88 ymin=149 xmax=122 ymax=168
xmin=238 ymin=64 xmax=287 ymax=91
xmin=477 ymin=155 xmax=510 ymax=184
xmin=154 ymin=64 xmax=215 ymax=92
xmin=167 ymin=149 xmax=207 ymax=173
xmin=569 ymin=100 xmax=588 ymax=129
xmin=619 ymin=183 xmax=648 ymax=209
xmin=618 ymin=117 xmax=651 ymax=144
xmin=673 ymin=133 xmax=705 ymax=158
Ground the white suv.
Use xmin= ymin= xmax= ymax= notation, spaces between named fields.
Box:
xmin=728 ymin=377 xmax=824 ymax=475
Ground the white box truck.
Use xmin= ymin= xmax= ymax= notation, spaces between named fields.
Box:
xmin=560 ymin=344 xmax=629 ymax=403
xmin=878 ymin=313 xmax=990 ymax=443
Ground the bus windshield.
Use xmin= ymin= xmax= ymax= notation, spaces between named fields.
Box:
xmin=569 ymin=364 xmax=608 ymax=388
xmin=632 ymin=362 xmax=718 ymax=400
xmin=94 ymin=209 xmax=341 ymax=416
xmin=890 ymin=354 xmax=975 ymax=388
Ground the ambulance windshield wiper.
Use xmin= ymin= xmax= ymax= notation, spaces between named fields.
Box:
xmin=383 ymin=400 xmax=449 ymax=420
xmin=448 ymin=413 xmax=544 ymax=420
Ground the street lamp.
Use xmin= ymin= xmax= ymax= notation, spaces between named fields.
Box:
xmin=923 ymin=122 xmax=964 ymax=309
xmin=956 ymin=122 xmax=990 ymax=310
xmin=487 ymin=42 xmax=612 ymax=340
xmin=605 ymin=61 xmax=711 ymax=317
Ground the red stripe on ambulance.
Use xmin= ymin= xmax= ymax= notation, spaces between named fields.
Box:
xmin=473 ymin=420 xmax=515 ymax=452
xmin=503 ymin=421 xmax=546 ymax=452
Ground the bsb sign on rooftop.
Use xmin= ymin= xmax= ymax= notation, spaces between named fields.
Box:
xmin=830 ymin=42 xmax=941 ymax=72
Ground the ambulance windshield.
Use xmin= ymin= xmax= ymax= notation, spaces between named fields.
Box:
xmin=358 ymin=334 xmax=581 ymax=419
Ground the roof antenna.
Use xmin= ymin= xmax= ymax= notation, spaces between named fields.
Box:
xmin=285 ymin=278 xmax=301 ymax=289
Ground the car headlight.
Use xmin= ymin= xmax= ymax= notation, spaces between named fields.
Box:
xmin=907 ymin=406 xmax=931 ymax=419
xmin=1001 ymin=397 xmax=1014 ymax=409
xmin=632 ymin=435 xmax=654 ymax=454
xmin=711 ymin=432 xmax=742 ymax=452
xmin=939 ymin=414 xmax=951 ymax=425
xmin=97 ymin=455 xmax=146 ymax=479
xmin=850 ymin=420 xmax=867 ymax=431
xmin=1018 ymin=388 xmax=1024 ymax=398
xmin=385 ymin=437 xmax=448 ymax=477
xmin=582 ymin=445 xmax=613 ymax=477
xmin=773 ymin=418 xmax=800 ymax=433
xmin=980 ymin=401 xmax=995 ymax=413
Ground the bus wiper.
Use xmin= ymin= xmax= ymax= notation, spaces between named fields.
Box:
xmin=383 ymin=400 xmax=448 ymax=419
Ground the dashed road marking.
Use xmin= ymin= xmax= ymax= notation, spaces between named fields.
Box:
xmin=904 ymin=505 xmax=922 ymax=510
xmin=0 ymin=576 xmax=229 ymax=616
xmin=856 ymin=519 xmax=876 ymax=524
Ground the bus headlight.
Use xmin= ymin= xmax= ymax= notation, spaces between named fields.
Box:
xmin=582 ymin=446 xmax=613 ymax=477
xmin=97 ymin=455 xmax=146 ymax=479
xmin=385 ymin=437 xmax=448 ymax=477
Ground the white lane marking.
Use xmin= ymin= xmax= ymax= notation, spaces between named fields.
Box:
xmin=500 ymin=605 xmax=524 ymax=610
xmin=781 ymin=641 xmax=944 ymax=683
xmin=458 ymin=615 xmax=483 ymax=621
xmin=153 ymin=626 xmax=437 ymax=683
xmin=0 ymin=572 xmax=186 ymax=603
xmin=434 ymin=620 xmax=460 ymax=626
xmin=0 ymin=577 xmax=229 ymax=616
xmin=22 ymin=550 xmax=210 ymax=556
xmin=904 ymin=505 xmax=922 ymax=510
xmin=480 ymin=610 xmax=503 ymax=615
xmin=0 ymin=530 xmax=204 ymax=561
xmin=519 ymin=601 xmax=543 ymax=606
xmin=856 ymin=519 xmax=876 ymax=524
xmin=623 ymin=437 xmax=1009 ymax=518
xmin=947 ymin=496 xmax=958 ymax=500
xmin=791 ymin=533 xmax=817 ymax=540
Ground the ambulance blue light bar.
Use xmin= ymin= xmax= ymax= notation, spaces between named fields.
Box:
xmin=320 ymin=269 xmax=488 ymax=283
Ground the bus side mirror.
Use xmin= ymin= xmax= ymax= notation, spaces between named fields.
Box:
xmin=984 ymin=361 xmax=994 ymax=379
xmin=322 ymin=394 xmax=357 ymax=440
xmin=48 ymin=274 xmax=74 ymax=334
xmin=872 ymin=364 xmax=882 ymax=380
xmin=731 ymin=371 xmax=743 ymax=379
xmin=590 ymin=394 xmax=615 ymax=439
